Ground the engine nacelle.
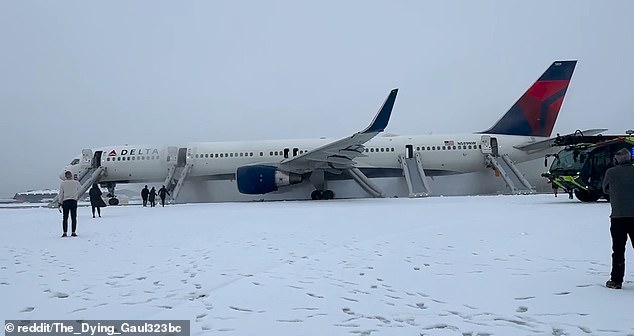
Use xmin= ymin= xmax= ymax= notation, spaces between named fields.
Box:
xmin=236 ymin=165 xmax=303 ymax=194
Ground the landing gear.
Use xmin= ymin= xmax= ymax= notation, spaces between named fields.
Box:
xmin=103 ymin=182 xmax=120 ymax=205
xmin=322 ymin=190 xmax=334 ymax=200
xmin=311 ymin=189 xmax=335 ymax=200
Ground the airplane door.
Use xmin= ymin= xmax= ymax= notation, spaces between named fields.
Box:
xmin=283 ymin=148 xmax=290 ymax=159
xmin=293 ymin=148 xmax=299 ymax=156
xmin=81 ymin=149 xmax=93 ymax=168
xmin=490 ymin=137 xmax=499 ymax=157
xmin=92 ymin=151 xmax=103 ymax=168
xmin=405 ymin=144 xmax=414 ymax=158
xmin=480 ymin=135 xmax=492 ymax=154
xmin=166 ymin=147 xmax=178 ymax=163
xmin=177 ymin=148 xmax=187 ymax=167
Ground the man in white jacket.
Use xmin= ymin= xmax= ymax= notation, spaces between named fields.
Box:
xmin=58 ymin=171 xmax=82 ymax=237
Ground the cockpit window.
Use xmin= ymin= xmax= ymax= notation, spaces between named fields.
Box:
xmin=70 ymin=158 xmax=80 ymax=165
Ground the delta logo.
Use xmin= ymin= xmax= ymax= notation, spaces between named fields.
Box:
xmin=107 ymin=148 xmax=159 ymax=156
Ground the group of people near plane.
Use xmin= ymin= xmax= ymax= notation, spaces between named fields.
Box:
xmin=141 ymin=185 xmax=170 ymax=207
xmin=57 ymin=176 xmax=172 ymax=238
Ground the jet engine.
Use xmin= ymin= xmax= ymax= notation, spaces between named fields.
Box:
xmin=236 ymin=165 xmax=303 ymax=194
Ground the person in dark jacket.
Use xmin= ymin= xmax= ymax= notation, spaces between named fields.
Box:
xmin=141 ymin=185 xmax=149 ymax=207
xmin=157 ymin=185 xmax=170 ymax=207
xmin=148 ymin=187 xmax=157 ymax=207
xmin=602 ymin=148 xmax=634 ymax=289
xmin=89 ymin=183 xmax=106 ymax=218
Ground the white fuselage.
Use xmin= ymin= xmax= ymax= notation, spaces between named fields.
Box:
xmin=64 ymin=133 xmax=549 ymax=185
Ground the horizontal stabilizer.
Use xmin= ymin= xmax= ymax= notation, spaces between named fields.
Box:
xmin=514 ymin=128 xmax=608 ymax=151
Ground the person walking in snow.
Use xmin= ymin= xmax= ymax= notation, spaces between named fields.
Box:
xmin=148 ymin=187 xmax=157 ymax=207
xmin=157 ymin=185 xmax=170 ymax=207
xmin=89 ymin=183 xmax=106 ymax=218
xmin=141 ymin=185 xmax=149 ymax=207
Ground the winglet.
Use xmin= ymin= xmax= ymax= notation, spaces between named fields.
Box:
xmin=361 ymin=88 xmax=398 ymax=134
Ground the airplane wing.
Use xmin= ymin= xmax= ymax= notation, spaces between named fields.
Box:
xmin=514 ymin=128 xmax=608 ymax=152
xmin=279 ymin=89 xmax=398 ymax=174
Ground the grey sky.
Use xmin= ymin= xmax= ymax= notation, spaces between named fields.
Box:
xmin=1 ymin=0 xmax=633 ymax=197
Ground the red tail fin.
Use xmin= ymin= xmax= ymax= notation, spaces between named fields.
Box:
xmin=482 ymin=60 xmax=577 ymax=137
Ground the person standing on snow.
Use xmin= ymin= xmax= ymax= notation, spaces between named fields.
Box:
xmin=603 ymin=148 xmax=634 ymax=289
xmin=58 ymin=171 xmax=81 ymax=237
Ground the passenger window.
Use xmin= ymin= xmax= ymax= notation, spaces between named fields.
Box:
xmin=442 ymin=146 xmax=446 ymax=150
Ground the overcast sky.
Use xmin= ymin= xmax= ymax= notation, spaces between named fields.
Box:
xmin=1 ymin=0 xmax=633 ymax=197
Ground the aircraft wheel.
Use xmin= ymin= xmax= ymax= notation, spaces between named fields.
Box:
xmin=322 ymin=190 xmax=335 ymax=200
xmin=574 ymin=190 xmax=601 ymax=202
xmin=108 ymin=197 xmax=120 ymax=206
xmin=311 ymin=190 xmax=322 ymax=200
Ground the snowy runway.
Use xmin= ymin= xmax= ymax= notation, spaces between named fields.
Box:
xmin=1 ymin=195 xmax=633 ymax=335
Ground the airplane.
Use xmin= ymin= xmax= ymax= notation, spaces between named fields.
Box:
xmin=56 ymin=60 xmax=594 ymax=205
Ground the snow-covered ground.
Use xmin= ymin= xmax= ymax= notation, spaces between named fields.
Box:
xmin=1 ymin=194 xmax=633 ymax=335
